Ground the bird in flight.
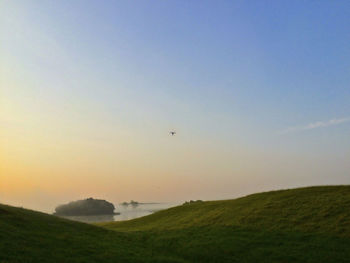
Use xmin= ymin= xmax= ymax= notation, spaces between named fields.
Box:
xmin=169 ymin=131 xmax=176 ymax=136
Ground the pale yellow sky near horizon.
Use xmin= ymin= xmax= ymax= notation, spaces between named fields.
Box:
xmin=1 ymin=58 xmax=349 ymax=213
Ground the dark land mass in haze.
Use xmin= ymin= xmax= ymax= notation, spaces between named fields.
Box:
xmin=54 ymin=198 xmax=116 ymax=216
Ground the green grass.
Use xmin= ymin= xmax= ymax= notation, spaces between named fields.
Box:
xmin=103 ymin=185 xmax=350 ymax=236
xmin=1 ymin=186 xmax=350 ymax=262
xmin=0 ymin=204 xmax=154 ymax=263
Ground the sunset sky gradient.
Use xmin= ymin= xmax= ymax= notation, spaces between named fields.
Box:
xmin=1 ymin=0 xmax=350 ymax=212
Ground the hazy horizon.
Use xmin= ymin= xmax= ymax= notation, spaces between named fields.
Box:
xmin=1 ymin=1 xmax=350 ymax=213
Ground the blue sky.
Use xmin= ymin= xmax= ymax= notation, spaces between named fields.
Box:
xmin=1 ymin=0 xmax=350 ymax=211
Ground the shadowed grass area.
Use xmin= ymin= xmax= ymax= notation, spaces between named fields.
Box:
xmin=126 ymin=226 xmax=350 ymax=263
xmin=1 ymin=186 xmax=350 ymax=262
xmin=0 ymin=204 xmax=163 ymax=263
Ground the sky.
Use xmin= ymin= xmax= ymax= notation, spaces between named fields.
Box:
xmin=1 ymin=0 xmax=350 ymax=213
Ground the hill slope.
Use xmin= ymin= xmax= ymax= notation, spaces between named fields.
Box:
xmin=102 ymin=185 xmax=350 ymax=262
xmin=1 ymin=186 xmax=350 ymax=262
xmin=0 ymin=204 xmax=168 ymax=262
xmin=102 ymin=186 xmax=350 ymax=236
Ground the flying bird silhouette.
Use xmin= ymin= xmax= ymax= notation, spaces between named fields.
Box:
xmin=169 ymin=131 xmax=176 ymax=136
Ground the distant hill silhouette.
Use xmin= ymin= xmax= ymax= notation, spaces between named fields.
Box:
xmin=54 ymin=198 xmax=115 ymax=216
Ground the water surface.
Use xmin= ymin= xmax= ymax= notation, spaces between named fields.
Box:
xmin=59 ymin=203 xmax=178 ymax=223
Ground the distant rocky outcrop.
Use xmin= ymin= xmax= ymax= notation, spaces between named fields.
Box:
xmin=54 ymin=198 xmax=116 ymax=216
xmin=120 ymin=200 xmax=139 ymax=207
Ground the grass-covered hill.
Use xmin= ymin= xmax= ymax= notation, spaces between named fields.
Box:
xmin=1 ymin=186 xmax=350 ymax=263
xmin=0 ymin=204 xmax=156 ymax=263
xmin=102 ymin=185 xmax=350 ymax=236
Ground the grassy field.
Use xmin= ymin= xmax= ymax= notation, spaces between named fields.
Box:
xmin=1 ymin=186 xmax=350 ymax=262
